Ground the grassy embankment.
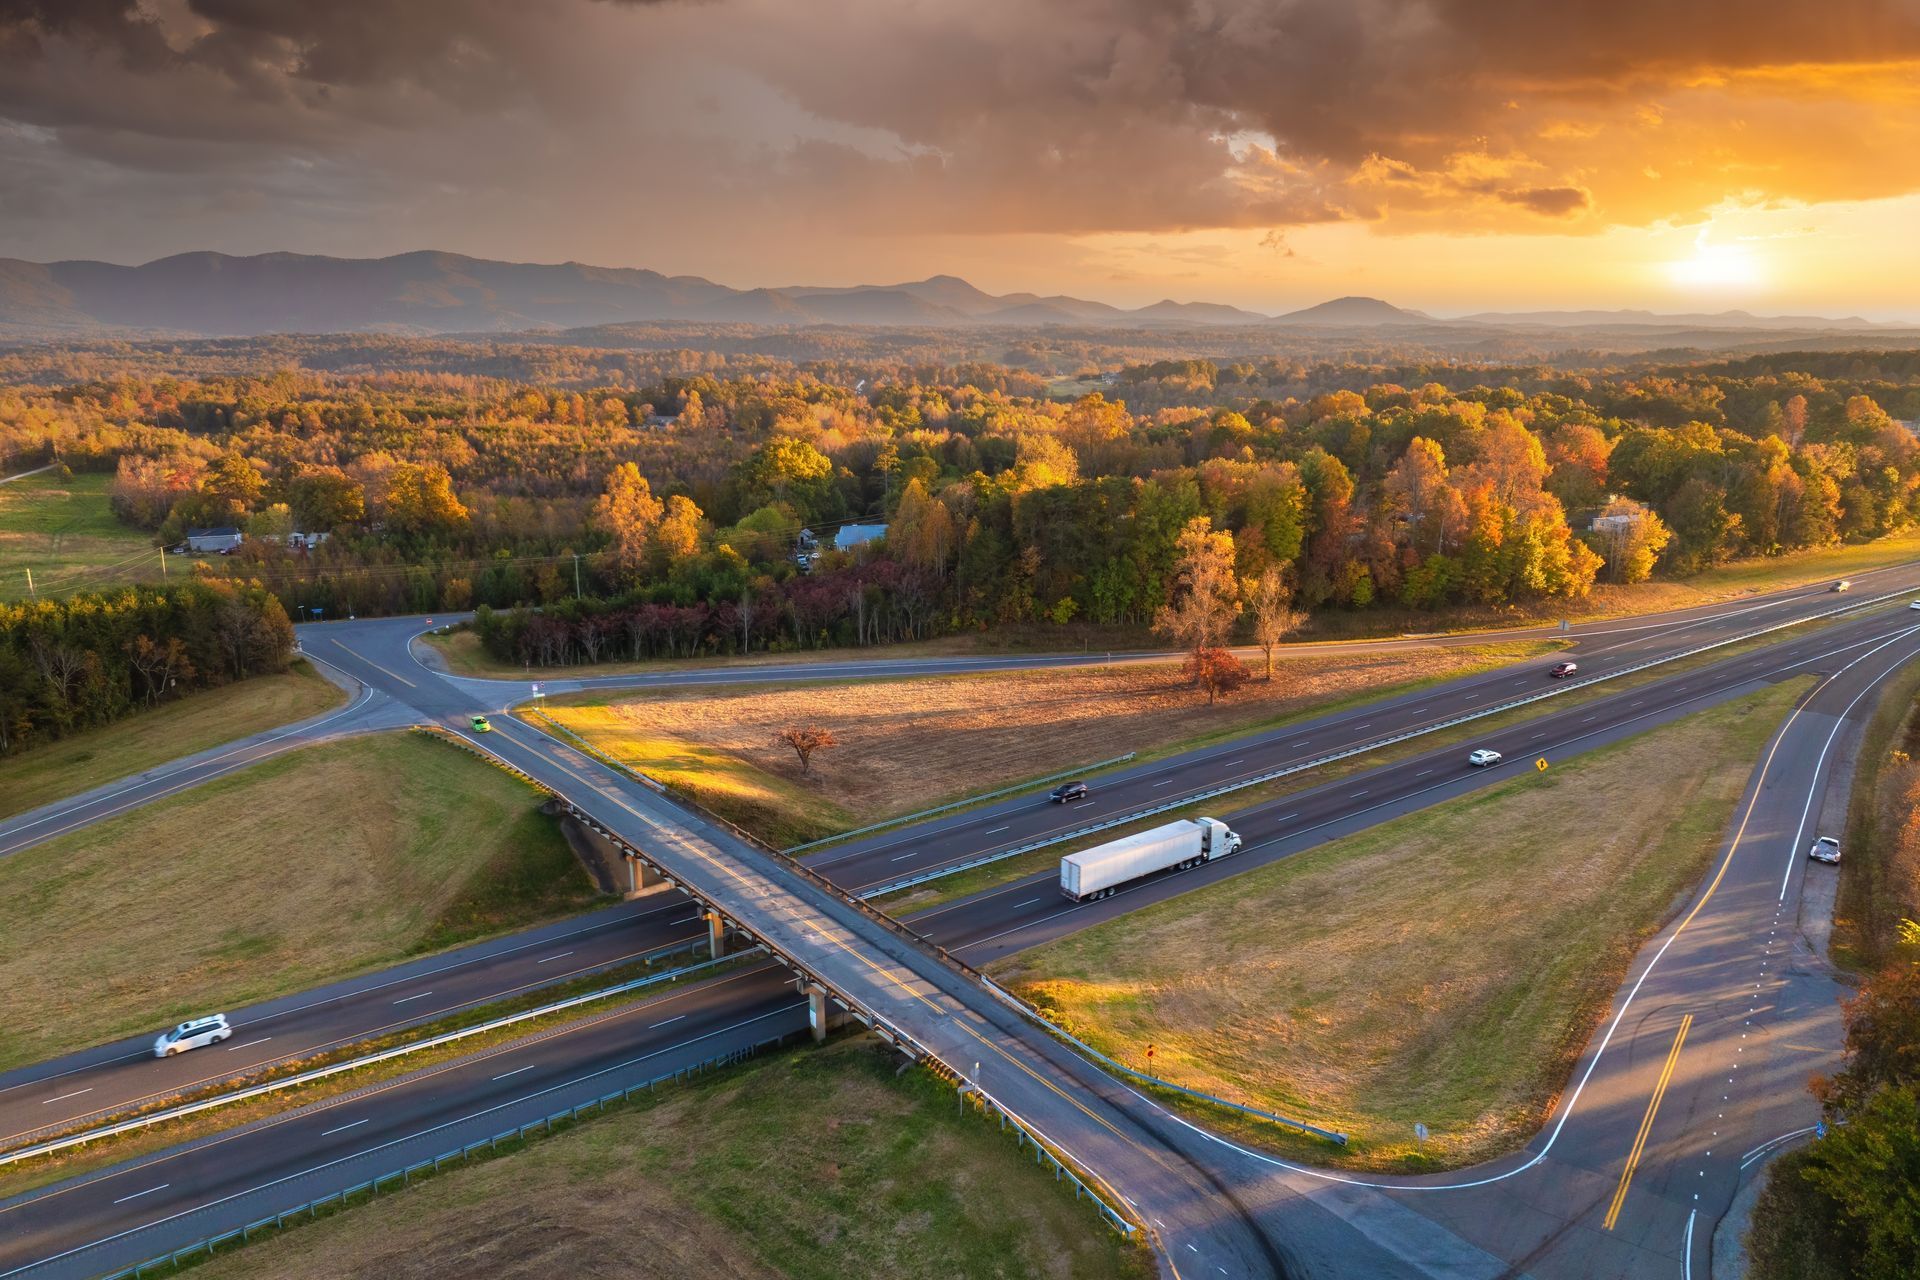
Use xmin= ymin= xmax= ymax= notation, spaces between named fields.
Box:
xmin=989 ymin=679 xmax=1810 ymax=1172
xmin=0 ymin=660 xmax=344 ymax=821
xmin=0 ymin=731 xmax=606 ymax=1072
xmin=0 ymin=469 xmax=163 ymax=601
xmin=536 ymin=641 xmax=1556 ymax=848
xmin=187 ymin=1038 xmax=1150 ymax=1280
xmin=1833 ymin=658 xmax=1920 ymax=970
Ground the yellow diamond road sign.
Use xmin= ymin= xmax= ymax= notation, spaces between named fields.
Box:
xmin=1536 ymin=757 xmax=1549 ymax=772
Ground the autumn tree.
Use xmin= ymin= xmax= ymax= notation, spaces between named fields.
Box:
xmin=891 ymin=477 xmax=957 ymax=573
xmin=1184 ymin=646 xmax=1251 ymax=704
xmin=774 ymin=724 xmax=839 ymax=775
xmin=594 ymin=463 xmax=665 ymax=584
xmin=1585 ymin=496 xmax=1674 ymax=584
xmin=382 ymin=462 xmax=469 ymax=537
xmin=1247 ymin=567 xmax=1304 ymax=680
xmin=287 ymin=466 xmax=365 ymax=532
xmin=1383 ymin=436 xmax=1450 ymax=552
xmin=1156 ymin=517 xmax=1243 ymax=699
xmin=653 ymin=494 xmax=706 ymax=572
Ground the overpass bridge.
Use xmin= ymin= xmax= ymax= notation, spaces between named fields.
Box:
xmin=429 ymin=715 xmax=1289 ymax=1276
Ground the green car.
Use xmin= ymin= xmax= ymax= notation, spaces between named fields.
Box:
xmin=470 ymin=715 xmax=493 ymax=733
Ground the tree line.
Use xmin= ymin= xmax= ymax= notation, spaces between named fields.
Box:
xmin=7 ymin=353 xmax=1920 ymax=661
xmin=0 ymin=581 xmax=295 ymax=756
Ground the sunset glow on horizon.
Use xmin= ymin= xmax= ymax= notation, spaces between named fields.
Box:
xmin=1 ymin=2 xmax=1917 ymax=318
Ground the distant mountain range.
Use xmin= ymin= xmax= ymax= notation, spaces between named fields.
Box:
xmin=0 ymin=250 xmax=1905 ymax=338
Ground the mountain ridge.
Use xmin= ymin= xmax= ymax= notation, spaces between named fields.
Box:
xmin=0 ymin=249 xmax=1905 ymax=338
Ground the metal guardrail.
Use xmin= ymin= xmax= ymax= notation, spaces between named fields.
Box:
xmin=854 ymin=584 xmax=1918 ymax=899
xmin=2 ymin=934 xmax=713 ymax=1154
xmin=95 ymin=1033 xmax=795 ymax=1280
xmin=781 ymin=752 xmax=1138 ymax=855
xmin=1 ymin=953 xmax=744 ymax=1169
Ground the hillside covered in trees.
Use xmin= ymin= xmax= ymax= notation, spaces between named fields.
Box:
xmin=5 ymin=335 xmax=1920 ymax=670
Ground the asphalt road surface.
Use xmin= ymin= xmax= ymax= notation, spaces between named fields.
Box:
xmin=3 ymin=569 xmax=1917 ymax=1278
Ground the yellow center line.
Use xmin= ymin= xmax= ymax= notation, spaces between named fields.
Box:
xmin=1604 ymin=1012 xmax=1692 ymax=1231
xmin=330 ymin=638 xmax=416 ymax=689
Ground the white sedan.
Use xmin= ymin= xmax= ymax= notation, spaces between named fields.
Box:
xmin=1468 ymin=749 xmax=1503 ymax=768
xmin=1808 ymin=837 xmax=1841 ymax=865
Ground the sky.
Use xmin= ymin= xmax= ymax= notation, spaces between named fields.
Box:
xmin=2 ymin=0 xmax=1918 ymax=318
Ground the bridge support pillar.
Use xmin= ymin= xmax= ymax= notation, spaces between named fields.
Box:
xmin=706 ymin=911 xmax=728 ymax=959
xmin=807 ymin=983 xmax=830 ymax=1043
xmin=624 ymin=854 xmax=665 ymax=899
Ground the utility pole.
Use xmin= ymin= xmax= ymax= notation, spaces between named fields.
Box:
xmin=573 ymin=553 xmax=582 ymax=599
xmin=159 ymin=548 xmax=167 ymax=578
xmin=24 ymin=567 xmax=33 ymax=599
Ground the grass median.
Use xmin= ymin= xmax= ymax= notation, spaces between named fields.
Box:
xmin=0 ymin=660 xmax=345 ymax=822
xmin=989 ymin=677 xmax=1811 ymax=1172
xmin=185 ymin=1036 xmax=1150 ymax=1280
xmin=539 ymin=641 xmax=1555 ymax=848
xmin=0 ymin=731 xmax=606 ymax=1072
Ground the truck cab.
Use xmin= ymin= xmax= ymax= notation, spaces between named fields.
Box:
xmin=1198 ymin=817 xmax=1242 ymax=857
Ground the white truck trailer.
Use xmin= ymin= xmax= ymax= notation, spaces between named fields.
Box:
xmin=1058 ymin=816 xmax=1242 ymax=901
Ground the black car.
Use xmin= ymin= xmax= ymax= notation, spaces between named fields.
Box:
xmin=1049 ymin=780 xmax=1089 ymax=803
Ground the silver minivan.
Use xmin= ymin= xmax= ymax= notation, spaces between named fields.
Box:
xmin=154 ymin=1014 xmax=232 ymax=1058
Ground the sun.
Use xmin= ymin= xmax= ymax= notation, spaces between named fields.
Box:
xmin=1667 ymin=229 xmax=1763 ymax=290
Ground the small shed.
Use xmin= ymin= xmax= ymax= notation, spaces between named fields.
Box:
xmin=184 ymin=526 xmax=245 ymax=553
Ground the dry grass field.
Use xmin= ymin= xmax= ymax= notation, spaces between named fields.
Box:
xmin=191 ymin=1038 xmax=1150 ymax=1280
xmin=0 ymin=732 xmax=603 ymax=1071
xmin=990 ymin=678 xmax=1809 ymax=1172
xmin=541 ymin=641 xmax=1551 ymax=846
xmin=0 ymin=469 xmax=164 ymax=601
xmin=0 ymin=661 xmax=345 ymax=821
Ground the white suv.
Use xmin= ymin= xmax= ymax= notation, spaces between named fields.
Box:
xmin=154 ymin=1014 xmax=233 ymax=1058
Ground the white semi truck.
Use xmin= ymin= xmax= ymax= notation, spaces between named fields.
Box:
xmin=1058 ymin=816 xmax=1242 ymax=901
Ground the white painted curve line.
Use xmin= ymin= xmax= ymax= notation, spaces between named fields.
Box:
xmin=112 ymin=1184 xmax=168 ymax=1205
xmin=391 ymin=991 xmax=434 ymax=1005
xmin=1135 ymin=624 xmax=1920 ymax=1197
xmin=1780 ymin=623 xmax=1920 ymax=900
xmin=1684 ymin=1208 xmax=1696 ymax=1280
xmin=320 ymin=1118 xmax=369 ymax=1137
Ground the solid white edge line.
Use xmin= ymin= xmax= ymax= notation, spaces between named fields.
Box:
xmin=0 ymin=1005 xmax=806 ymax=1278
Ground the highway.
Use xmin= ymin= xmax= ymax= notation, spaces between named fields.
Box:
xmin=2 ymin=568 xmax=1917 ymax=1278
xmin=5 ymin=573 xmax=1906 ymax=1145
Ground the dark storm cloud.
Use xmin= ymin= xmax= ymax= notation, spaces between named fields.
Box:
xmin=2 ymin=0 xmax=1919 ymax=260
